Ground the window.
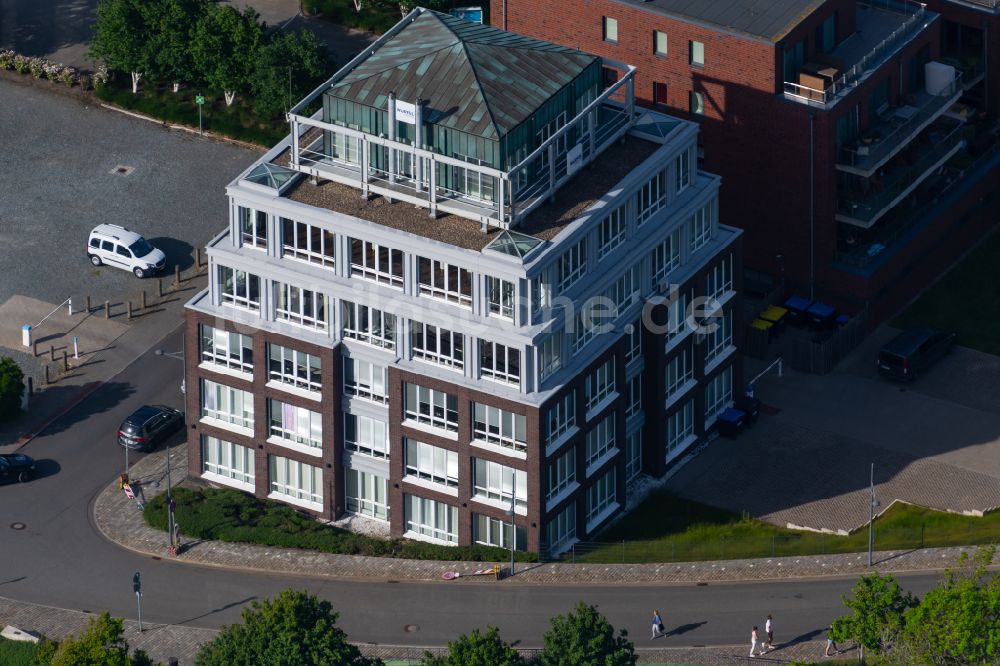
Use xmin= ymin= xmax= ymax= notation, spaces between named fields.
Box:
xmin=586 ymin=413 xmax=616 ymax=468
xmin=405 ymin=494 xmax=458 ymax=543
xmin=530 ymin=275 xmax=551 ymax=314
xmin=609 ymin=266 xmax=640 ymax=315
xmin=274 ymin=282 xmax=328 ymax=331
xmin=585 ymin=359 xmax=616 ymax=412
xmin=653 ymin=82 xmax=669 ymax=107
xmin=571 ymin=308 xmax=598 ymax=354
xmin=586 ymin=469 xmax=616 ymax=524
xmin=269 ymin=455 xmax=323 ymax=506
xmin=473 ymin=458 xmax=527 ymax=509
xmin=625 ymin=321 xmax=641 ymax=364
xmin=665 ymin=290 xmax=691 ymax=345
xmin=201 ymin=379 xmax=254 ymax=429
xmin=676 ymin=150 xmax=691 ymax=192
xmin=268 ymin=401 xmax=322 ymax=450
xmin=545 ymin=392 xmax=576 ymax=446
xmin=666 ymin=400 xmax=694 ymax=456
xmin=344 ymin=413 xmax=389 ymax=458
xmin=548 ymin=448 xmax=576 ymax=500
xmin=706 ymin=253 xmax=733 ymax=302
xmin=451 ymin=154 xmax=496 ymax=202
xmin=344 ymin=357 xmax=388 ymax=403
xmin=473 ymin=403 xmax=527 ymax=452
xmin=417 ymin=257 xmax=472 ymax=307
xmin=598 ymin=206 xmax=627 ymax=259
xmin=690 ymin=40 xmax=704 ymax=66
xmin=690 ymin=201 xmax=712 ymax=253
xmin=201 ymin=435 xmax=255 ymax=486
xmin=636 ymin=170 xmax=667 ymax=226
xmin=218 ymin=266 xmax=260 ymax=311
xmin=705 ymin=311 xmax=734 ymax=365
xmin=540 ymin=332 xmax=563 ymax=380
xmin=346 ymin=469 xmax=388 ymax=520
xmin=330 ymin=128 xmax=360 ymax=165
xmin=650 ymin=228 xmax=681 ymax=286
xmin=405 ymin=439 xmax=458 ymax=487
xmin=705 ymin=366 xmax=733 ymax=420
xmin=200 ymin=325 xmax=253 ymax=373
xmin=342 ymin=301 xmax=396 ymax=350
xmin=281 ymin=218 xmax=334 ymax=268
xmin=411 ymin=322 xmax=464 ymax=370
xmin=479 ymin=340 xmax=521 ymax=386
xmin=665 ymin=347 xmax=693 ymax=399
xmin=486 ymin=277 xmax=515 ymax=319
xmin=558 ymin=239 xmax=587 ymax=291
xmin=547 ymin=503 xmax=576 ymax=550
xmin=239 ymin=207 xmax=268 ymax=249
xmin=603 ymin=16 xmax=618 ymax=43
xmin=351 ymin=238 xmax=403 ymax=288
xmin=689 ymin=91 xmax=704 ymax=116
xmin=654 ymin=30 xmax=668 ymax=56
xmin=474 ymin=514 xmax=526 ymax=550
xmin=625 ymin=430 xmax=642 ymax=481
xmin=626 ymin=372 xmax=642 ymax=419
xmin=784 ymin=39 xmax=806 ymax=82
xmin=268 ymin=344 xmax=322 ymax=393
xmin=817 ymin=14 xmax=836 ymax=53
xmin=404 ymin=383 xmax=459 ymax=432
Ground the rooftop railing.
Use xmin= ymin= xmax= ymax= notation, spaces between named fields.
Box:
xmin=951 ymin=0 xmax=1000 ymax=9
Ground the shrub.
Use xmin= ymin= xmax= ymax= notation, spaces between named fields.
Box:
xmin=28 ymin=57 xmax=45 ymax=78
xmin=13 ymin=54 xmax=30 ymax=74
xmin=0 ymin=357 xmax=24 ymax=422
xmin=93 ymin=64 xmax=110 ymax=89
xmin=58 ymin=66 xmax=77 ymax=86
xmin=77 ymin=73 xmax=92 ymax=90
xmin=43 ymin=61 xmax=62 ymax=81
xmin=0 ymin=49 xmax=15 ymax=69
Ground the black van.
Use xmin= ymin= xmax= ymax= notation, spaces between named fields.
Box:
xmin=876 ymin=328 xmax=956 ymax=381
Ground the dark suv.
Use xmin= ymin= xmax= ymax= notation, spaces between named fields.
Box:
xmin=118 ymin=405 xmax=184 ymax=451
xmin=877 ymin=328 xmax=956 ymax=381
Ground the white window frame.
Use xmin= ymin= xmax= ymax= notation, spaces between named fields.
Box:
xmin=200 ymin=325 xmax=253 ymax=374
xmin=540 ymin=331 xmax=563 ymax=380
xmin=405 ymin=439 xmax=459 ymax=488
xmin=665 ymin=290 xmax=691 ymax=346
xmin=609 ymin=265 xmax=640 ymax=314
xmin=281 ymin=217 xmax=335 ymax=268
xmin=598 ymin=205 xmax=627 ymax=259
xmin=218 ymin=266 xmax=261 ymax=312
xmin=705 ymin=310 xmax=733 ymax=365
xmin=557 ymin=239 xmax=587 ymax=291
xmin=239 ymin=207 xmax=268 ymax=250
xmin=405 ymin=494 xmax=458 ymax=544
xmin=479 ymin=340 xmax=521 ymax=386
xmin=268 ymin=344 xmax=322 ymax=393
xmin=603 ymin=16 xmax=618 ymax=42
xmin=346 ymin=468 xmax=389 ymax=520
xmin=474 ymin=513 xmax=526 ymax=551
xmin=586 ymin=469 xmax=617 ymax=524
xmin=690 ymin=201 xmax=712 ymax=253
xmin=571 ymin=309 xmax=598 ymax=354
xmin=473 ymin=458 xmax=527 ymax=509
xmin=706 ymin=253 xmax=733 ymax=302
xmin=677 ymin=149 xmax=692 ymax=192
xmin=531 ymin=275 xmax=551 ymax=314
xmin=351 ymin=238 xmax=404 ymax=289
xmin=268 ymin=455 xmax=323 ymax=506
xmin=585 ymin=359 xmax=616 ymax=412
xmin=547 ymin=447 xmax=576 ymax=500
xmin=651 ymin=228 xmax=681 ymax=287
xmin=625 ymin=320 xmax=641 ymax=364
xmin=654 ymin=30 xmax=668 ymax=56
xmin=201 ymin=379 xmax=254 ymax=430
xmin=705 ymin=366 xmax=733 ymax=421
xmin=268 ymin=400 xmax=322 ymax=450
xmin=473 ymin=403 xmax=527 ymax=452
xmin=545 ymin=392 xmax=576 ymax=446
xmin=690 ymin=40 xmax=705 ymax=66
xmin=548 ymin=502 xmax=576 ymax=549
xmin=486 ymin=276 xmax=515 ymax=320
xmin=625 ymin=430 xmax=642 ymax=481
xmin=417 ymin=257 xmax=472 ymax=307
xmin=342 ymin=301 xmax=396 ymax=350
xmin=665 ymin=347 xmax=693 ymax=399
xmin=274 ymin=282 xmax=328 ymax=331
xmin=201 ymin=435 xmax=255 ymax=486
xmin=404 ymin=383 xmax=459 ymax=432
xmin=411 ymin=321 xmax=465 ymax=371
xmin=667 ymin=400 xmax=694 ymax=455
xmin=626 ymin=372 xmax=642 ymax=419
xmin=636 ymin=170 xmax=667 ymax=226
xmin=586 ymin=413 xmax=616 ymax=468
xmin=344 ymin=413 xmax=389 ymax=459
xmin=344 ymin=357 xmax=388 ymax=403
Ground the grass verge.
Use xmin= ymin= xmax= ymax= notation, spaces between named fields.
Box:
xmin=145 ymin=487 xmax=537 ymax=563
xmin=0 ymin=637 xmax=43 ymax=666
xmin=891 ymin=226 xmax=1000 ymax=356
xmin=572 ymin=490 xmax=1000 ymax=563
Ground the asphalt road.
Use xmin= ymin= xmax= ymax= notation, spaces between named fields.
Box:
xmin=1 ymin=325 xmax=943 ymax=648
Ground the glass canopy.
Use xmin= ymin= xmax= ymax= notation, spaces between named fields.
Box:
xmin=244 ymin=162 xmax=297 ymax=190
xmin=486 ymin=230 xmax=543 ymax=259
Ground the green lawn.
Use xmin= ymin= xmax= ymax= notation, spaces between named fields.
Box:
xmin=0 ymin=638 xmax=43 ymax=666
xmin=891 ymin=226 xmax=1000 ymax=356
xmin=573 ymin=490 xmax=1000 ymax=563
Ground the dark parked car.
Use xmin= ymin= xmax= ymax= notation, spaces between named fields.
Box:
xmin=118 ymin=405 xmax=184 ymax=451
xmin=877 ymin=328 xmax=956 ymax=381
xmin=0 ymin=453 xmax=37 ymax=484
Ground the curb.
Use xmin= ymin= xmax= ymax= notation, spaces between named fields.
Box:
xmin=12 ymin=381 xmax=102 ymax=451
xmin=98 ymin=102 xmax=268 ymax=153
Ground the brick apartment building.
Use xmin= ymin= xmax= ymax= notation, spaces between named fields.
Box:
xmin=494 ymin=0 xmax=1000 ymax=320
xmin=184 ymin=9 xmax=743 ymax=554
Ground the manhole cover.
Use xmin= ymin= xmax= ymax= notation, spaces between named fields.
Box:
xmin=404 ymin=624 xmax=419 ymax=633
xmin=10 ymin=522 xmax=26 ymax=530
xmin=110 ymin=165 xmax=135 ymax=176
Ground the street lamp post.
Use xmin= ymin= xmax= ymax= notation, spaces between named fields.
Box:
xmin=508 ymin=471 xmax=516 ymax=578
xmin=868 ymin=462 xmax=880 ymax=567
xmin=155 ymin=343 xmax=184 ymax=555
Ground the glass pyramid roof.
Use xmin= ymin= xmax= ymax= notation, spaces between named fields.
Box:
xmin=244 ymin=162 xmax=297 ymax=190
xmin=486 ymin=230 xmax=543 ymax=259
xmin=631 ymin=110 xmax=681 ymax=141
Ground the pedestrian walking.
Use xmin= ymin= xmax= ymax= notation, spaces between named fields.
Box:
xmin=763 ymin=614 xmax=774 ymax=651
xmin=651 ymin=610 xmax=664 ymax=639
xmin=825 ymin=626 xmax=839 ymax=657
xmin=750 ymin=625 xmax=759 ymax=657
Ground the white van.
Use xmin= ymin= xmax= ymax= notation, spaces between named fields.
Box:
xmin=87 ymin=224 xmax=166 ymax=278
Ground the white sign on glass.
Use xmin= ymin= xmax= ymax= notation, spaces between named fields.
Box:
xmin=396 ymin=100 xmax=417 ymax=125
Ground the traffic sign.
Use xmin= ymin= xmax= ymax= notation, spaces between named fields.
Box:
xmin=195 ymin=95 xmax=205 ymax=105
xmin=133 ymin=572 xmax=141 ymax=595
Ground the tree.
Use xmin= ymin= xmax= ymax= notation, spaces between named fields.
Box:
xmin=191 ymin=4 xmax=262 ymax=106
xmin=88 ymin=0 xmax=152 ymax=93
xmin=421 ymin=627 xmax=525 ymax=666
xmin=142 ymin=0 xmax=206 ymax=92
xmin=831 ymin=573 xmax=918 ymax=656
xmin=0 ymin=356 xmax=24 ymax=421
xmin=539 ymin=602 xmax=636 ymax=666
xmin=195 ymin=589 xmax=383 ymax=666
xmin=251 ymin=30 xmax=331 ymax=118
xmin=50 ymin=612 xmax=150 ymax=666
xmin=895 ymin=547 xmax=999 ymax=665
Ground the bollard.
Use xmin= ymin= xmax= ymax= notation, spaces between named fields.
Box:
xmin=174 ymin=264 xmax=181 ymax=286
xmin=50 ymin=345 xmax=56 ymax=362
xmin=127 ymin=301 xmax=134 ymax=320
xmin=32 ymin=341 xmax=37 ymax=358
xmin=27 ymin=377 xmax=33 ymax=395
xmin=105 ymin=300 xmax=111 ymax=319
xmin=44 ymin=366 xmax=50 ymax=385
xmin=157 ymin=278 xmax=163 ymax=299
xmin=140 ymin=290 xmax=147 ymax=310
xmin=196 ymin=247 xmax=203 ymax=267
xmin=62 ymin=350 xmax=68 ymax=372
xmin=86 ymin=295 xmax=91 ymax=312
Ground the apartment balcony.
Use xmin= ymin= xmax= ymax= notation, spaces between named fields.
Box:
xmin=783 ymin=1 xmax=934 ymax=109
xmin=836 ymin=119 xmax=965 ymax=227
xmin=945 ymin=0 xmax=1000 ymax=12
xmin=285 ymin=67 xmax=636 ymax=232
xmin=837 ymin=72 xmax=963 ymax=176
